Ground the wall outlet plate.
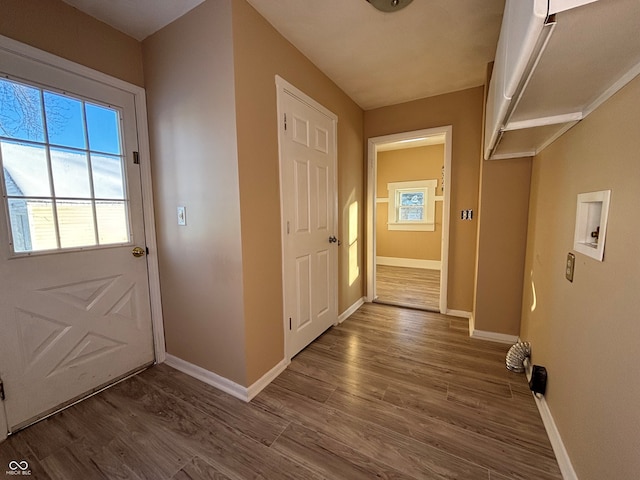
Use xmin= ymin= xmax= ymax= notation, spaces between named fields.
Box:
xmin=177 ymin=206 xmax=186 ymax=226
xmin=566 ymin=252 xmax=575 ymax=282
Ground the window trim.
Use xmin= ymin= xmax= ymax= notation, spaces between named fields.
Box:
xmin=387 ymin=179 xmax=437 ymax=231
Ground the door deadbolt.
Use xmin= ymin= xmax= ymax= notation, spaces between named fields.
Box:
xmin=132 ymin=246 xmax=146 ymax=257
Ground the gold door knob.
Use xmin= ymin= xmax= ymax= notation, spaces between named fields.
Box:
xmin=132 ymin=246 xmax=146 ymax=258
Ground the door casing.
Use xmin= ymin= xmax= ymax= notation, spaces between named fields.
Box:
xmin=366 ymin=126 xmax=452 ymax=314
xmin=0 ymin=34 xmax=165 ymax=441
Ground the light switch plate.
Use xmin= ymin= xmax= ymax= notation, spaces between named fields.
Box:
xmin=566 ymin=252 xmax=575 ymax=282
xmin=177 ymin=206 xmax=186 ymax=226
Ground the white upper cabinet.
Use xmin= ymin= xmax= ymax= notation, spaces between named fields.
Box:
xmin=484 ymin=0 xmax=640 ymax=160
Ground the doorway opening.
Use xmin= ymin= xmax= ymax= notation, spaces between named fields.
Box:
xmin=366 ymin=126 xmax=452 ymax=313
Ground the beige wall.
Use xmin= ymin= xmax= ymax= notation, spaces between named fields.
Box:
xmin=231 ymin=0 xmax=364 ymax=383
xmin=0 ymin=0 xmax=144 ymax=87
xmin=365 ymin=88 xmax=483 ymax=312
xmin=520 ymin=75 xmax=640 ymax=479
xmin=143 ymin=0 xmax=248 ymax=384
xmin=376 ymin=145 xmax=443 ymax=261
xmin=474 ymin=157 xmax=531 ymax=335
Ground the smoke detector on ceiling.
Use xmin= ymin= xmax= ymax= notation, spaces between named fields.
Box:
xmin=366 ymin=0 xmax=413 ymax=12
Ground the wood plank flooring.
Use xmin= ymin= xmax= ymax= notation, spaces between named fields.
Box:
xmin=376 ymin=264 xmax=440 ymax=310
xmin=0 ymin=303 xmax=562 ymax=479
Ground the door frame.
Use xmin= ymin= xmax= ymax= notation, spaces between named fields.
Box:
xmin=0 ymin=35 xmax=165 ymax=439
xmin=275 ymin=75 xmax=338 ymax=362
xmin=366 ymin=126 xmax=452 ymax=314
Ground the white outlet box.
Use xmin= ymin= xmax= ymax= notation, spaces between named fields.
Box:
xmin=573 ymin=190 xmax=610 ymax=261
xmin=177 ymin=206 xmax=186 ymax=226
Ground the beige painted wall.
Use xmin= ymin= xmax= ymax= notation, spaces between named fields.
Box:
xmin=376 ymin=145 xmax=443 ymax=261
xmin=231 ymin=0 xmax=364 ymax=383
xmin=520 ymin=75 xmax=640 ymax=479
xmin=143 ymin=0 xmax=247 ymax=385
xmin=365 ymin=88 xmax=483 ymax=312
xmin=0 ymin=0 xmax=144 ymax=87
xmin=474 ymin=157 xmax=531 ymax=335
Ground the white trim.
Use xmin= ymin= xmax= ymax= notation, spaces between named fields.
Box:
xmin=533 ymin=121 xmax=580 ymax=155
xmin=503 ymin=112 xmax=583 ymax=131
xmin=246 ymin=358 xmax=289 ymax=401
xmin=446 ymin=309 xmax=472 ymax=319
xmin=134 ymin=91 xmax=166 ymax=363
xmin=573 ymin=189 xmax=610 ymax=262
xmin=165 ymin=354 xmax=249 ymax=401
xmin=489 ymin=151 xmax=536 ymax=160
xmin=367 ymin=126 xmax=452 ymax=316
xmin=468 ymin=313 xmax=475 ymax=337
xmin=376 ymin=256 xmax=441 ymax=270
xmin=0 ymin=37 xmax=166 ymax=362
xmin=583 ymin=60 xmax=640 ymax=117
xmin=524 ymin=359 xmax=579 ymax=480
xmin=165 ymin=354 xmax=288 ymax=402
xmin=470 ymin=327 xmax=519 ymax=344
xmin=338 ymin=297 xmax=365 ymax=324
xmin=275 ymin=75 xmax=338 ymax=121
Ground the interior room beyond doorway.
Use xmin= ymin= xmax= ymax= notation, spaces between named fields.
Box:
xmin=371 ymin=132 xmax=447 ymax=312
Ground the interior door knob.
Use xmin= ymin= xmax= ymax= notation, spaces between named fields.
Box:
xmin=132 ymin=246 xmax=146 ymax=257
xmin=329 ymin=236 xmax=337 ymax=243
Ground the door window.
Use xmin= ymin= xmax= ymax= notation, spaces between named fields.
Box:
xmin=0 ymin=77 xmax=130 ymax=254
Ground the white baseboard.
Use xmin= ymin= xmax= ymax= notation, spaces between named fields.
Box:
xmin=246 ymin=358 xmax=289 ymax=401
xmin=338 ymin=297 xmax=365 ymax=324
xmin=469 ymin=327 xmax=519 ymax=344
xmin=524 ymin=359 xmax=578 ymax=480
xmin=376 ymin=256 xmax=441 ymax=270
xmin=445 ymin=309 xmax=472 ymax=319
xmin=164 ymin=354 xmax=288 ymax=402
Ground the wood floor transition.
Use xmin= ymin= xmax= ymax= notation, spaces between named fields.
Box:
xmin=0 ymin=303 xmax=562 ymax=479
xmin=376 ymin=264 xmax=441 ymax=310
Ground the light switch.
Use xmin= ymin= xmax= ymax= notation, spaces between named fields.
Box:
xmin=566 ymin=252 xmax=575 ymax=282
xmin=177 ymin=206 xmax=186 ymax=226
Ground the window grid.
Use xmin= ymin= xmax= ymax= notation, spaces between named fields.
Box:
xmin=0 ymin=77 xmax=130 ymax=254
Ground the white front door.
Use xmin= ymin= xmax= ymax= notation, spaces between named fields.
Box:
xmin=0 ymin=46 xmax=154 ymax=431
xmin=277 ymin=78 xmax=338 ymax=359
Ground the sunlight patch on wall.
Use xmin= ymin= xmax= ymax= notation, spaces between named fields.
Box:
xmin=530 ymin=270 xmax=537 ymax=312
xmin=349 ymin=200 xmax=360 ymax=286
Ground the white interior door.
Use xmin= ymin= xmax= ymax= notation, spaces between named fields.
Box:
xmin=0 ymin=45 xmax=154 ymax=432
xmin=278 ymin=78 xmax=338 ymax=359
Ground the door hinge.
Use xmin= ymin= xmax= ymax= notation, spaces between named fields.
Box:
xmin=0 ymin=379 xmax=5 ymax=401
xmin=289 ymin=318 xmax=292 ymax=330
xmin=287 ymin=221 xmax=290 ymax=234
xmin=284 ymin=113 xmax=287 ymax=131
xmin=133 ymin=151 xmax=140 ymax=164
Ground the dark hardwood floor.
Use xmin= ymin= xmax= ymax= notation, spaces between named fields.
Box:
xmin=376 ymin=264 xmax=440 ymax=310
xmin=0 ymin=303 xmax=561 ymax=479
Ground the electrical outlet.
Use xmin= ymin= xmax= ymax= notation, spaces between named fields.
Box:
xmin=566 ymin=252 xmax=575 ymax=282
xmin=177 ymin=206 xmax=186 ymax=226
xmin=460 ymin=209 xmax=473 ymax=220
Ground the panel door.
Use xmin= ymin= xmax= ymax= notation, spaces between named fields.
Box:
xmin=0 ymin=45 xmax=154 ymax=431
xmin=280 ymin=89 xmax=338 ymax=358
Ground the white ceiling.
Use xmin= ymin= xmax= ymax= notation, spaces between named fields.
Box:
xmin=61 ymin=0 xmax=505 ymax=110
xmin=61 ymin=0 xmax=205 ymax=42
xmin=246 ymin=0 xmax=505 ymax=109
